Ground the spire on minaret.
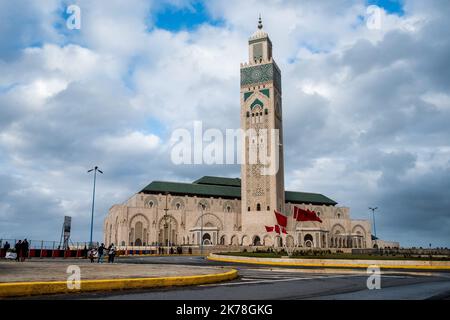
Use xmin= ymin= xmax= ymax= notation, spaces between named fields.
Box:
xmin=258 ymin=14 xmax=263 ymax=29
xmin=250 ymin=14 xmax=268 ymax=41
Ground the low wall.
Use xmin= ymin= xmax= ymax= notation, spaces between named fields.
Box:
xmin=208 ymin=253 xmax=450 ymax=270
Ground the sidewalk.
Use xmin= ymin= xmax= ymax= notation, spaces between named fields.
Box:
xmin=0 ymin=260 xmax=237 ymax=297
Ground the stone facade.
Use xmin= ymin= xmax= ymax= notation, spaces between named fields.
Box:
xmin=104 ymin=20 xmax=377 ymax=251
xmin=105 ymin=189 xmax=372 ymax=249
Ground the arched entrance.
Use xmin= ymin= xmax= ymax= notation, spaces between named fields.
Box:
xmin=304 ymin=234 xmax=313 ymax=248
xmin=158 ymin=215 xmax=178 ymax=246
xmin=253 ymin=236 xmax=261 ymax=246
xmin=202 ymin=233 xmax=211 ymax=245
xmin=263 ymin=235 xmax=273 ymax=246
xmin=286 ymin=235 xmax=294 ymax=247
xmin=275 ymin=236 xmax=283 ymax=247
xmin=135 ymin=238 xmax=142 ymax=246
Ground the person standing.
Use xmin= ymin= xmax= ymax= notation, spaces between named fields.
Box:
xmin=108 ymin=243 xmax=116 ymax=263
xmin=3 ymin=241 xmax=10 ymax=257
xmin=21 ymin=239 xmax=29 ymax=262
xmin=88 ymin=248 xmax=96 ymax=263
xmin=14 ymin=240 xmax=22 ymax=262
xmin=97 ymin=243 xmax=105 ymax=263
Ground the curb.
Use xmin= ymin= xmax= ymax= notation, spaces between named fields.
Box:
xmin=207 ymin=254 xmax=450 ymax=271
xmin=0 ymin=269 xmax=238 ymax=298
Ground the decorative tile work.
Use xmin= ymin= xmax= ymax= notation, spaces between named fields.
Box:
xmin=260 ymin=88 xmax=270 ymax=98
xmin=250 ymin=98 xmax=264 ymax=110
xmin=240 ymin=63 xmax=281 ymax=91
xmin=244 ymin=91 xmax=254 ymax=101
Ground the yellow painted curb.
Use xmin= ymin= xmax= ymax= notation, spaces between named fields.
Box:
xmin=0 ymin=269 xmax=238 ymax=298
xmin=208 ymin=255 xmax=450 ymax=271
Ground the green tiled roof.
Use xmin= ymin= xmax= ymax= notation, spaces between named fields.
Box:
xmin=193 ymin=176 xmax=241 ymax=187
xmin=141 ymin=181 xmax=240 ymax=199
xmin=140 ymin=176 xmax=337 ymax=206
xmin=284 ymin=191 xmax=337 ymax=206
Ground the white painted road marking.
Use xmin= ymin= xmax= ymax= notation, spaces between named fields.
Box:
xmin=200 ymin=274 xmax=362 ymax=287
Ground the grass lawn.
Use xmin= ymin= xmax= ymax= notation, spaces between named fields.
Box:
xmin=217 ymin=251 xmax=450 ymax=261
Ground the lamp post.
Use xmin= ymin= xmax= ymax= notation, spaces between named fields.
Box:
xmin=369 ymin=207 xmax=378 ymax=238
xmin=163 ymin=192 xmax=169 ymax=255
xmin=200 ymin=204 xmax=204 ymax=255
xmin=87 ymin=166 xmax=103 ymax=248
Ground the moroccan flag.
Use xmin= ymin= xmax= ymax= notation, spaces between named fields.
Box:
xmin=274 ymin=210 xmax=287 ymax=227
xmin=266 ymin=225 xmax=287 ymax=234
xmin=294 ymin=206 xmax=323 ymax=223
xmin=274 ymin=225 xmax=281 ymax=234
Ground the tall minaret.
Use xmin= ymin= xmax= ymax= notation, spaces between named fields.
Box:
xmin=240 ymin=16 xmax=285 ymax=234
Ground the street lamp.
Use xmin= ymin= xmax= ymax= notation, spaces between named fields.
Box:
xmin=200 ymin=204 xmax=204 ymax=255
xmin=369 ymin=207 xmax=378 ymax=238
xmin=87 ymin=166 xmax=103 ymax=248
xmin=163 ymin=192 xmax=169 ymax=254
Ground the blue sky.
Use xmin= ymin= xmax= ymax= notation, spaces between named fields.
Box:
xmin=367 ymin=0 xmax=404 ymax=15
xmin=151 ymin=1 xmax=222 ymax=31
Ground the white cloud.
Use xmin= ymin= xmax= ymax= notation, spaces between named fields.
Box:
xmin=94 ymin=131 xmax=161 ymax=155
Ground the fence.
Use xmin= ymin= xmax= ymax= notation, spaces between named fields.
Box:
xmin=0 ymin=238 xmax=208 ymax=258
xmin=0 ymin=238 xmax=99 ymax=259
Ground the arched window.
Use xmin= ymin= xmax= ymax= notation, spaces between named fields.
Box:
xmin=149 ymin=201 xmax=154 ymax=208
xmin=256 ymin=203 xmax=261 ymax=211
xmin=176 ymin=203 xmax=181 ymax=210
xmin=226 ymin=206 xmax=231 ymax=213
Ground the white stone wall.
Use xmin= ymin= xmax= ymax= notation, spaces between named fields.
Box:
xmin=104 ymin=193 xmax=372 ymax=250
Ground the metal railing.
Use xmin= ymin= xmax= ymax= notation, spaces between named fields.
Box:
xmin=0 ymin=239 xmax=98 ymax=250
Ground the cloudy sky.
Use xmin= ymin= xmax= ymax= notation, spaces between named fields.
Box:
xmin=0 ymin=0 xmax=449 ymax=247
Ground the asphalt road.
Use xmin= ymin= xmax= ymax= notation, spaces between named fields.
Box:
xmin=39 ymin=255 xmax=450 ymax=300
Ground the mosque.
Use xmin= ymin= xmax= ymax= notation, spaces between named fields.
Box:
xmin=104 ymin=19 xmax=399 ymax=251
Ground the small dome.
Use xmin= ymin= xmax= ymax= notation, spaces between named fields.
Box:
xmin=250 ymin=29 xmax=268 ymax=40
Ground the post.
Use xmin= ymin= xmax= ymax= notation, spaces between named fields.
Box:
xmin=200 ymin=205 xmax=204 ymax=255
xmin=89 ymin=168 xmax=97 ymax=248
xmin=164 ymin=192 xmax=169 ymax=255
xmin=372 ymin=210 xmax=376 ymax=237
xmin=369 ymin=207 xmax=378 ymax=238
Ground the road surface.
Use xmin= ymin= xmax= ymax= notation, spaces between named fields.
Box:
xmin=29 ymin=255 xmax=450 ymax=300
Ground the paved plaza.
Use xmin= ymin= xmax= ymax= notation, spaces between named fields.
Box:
xmin=0 ymin=259 xmax=226 ymax=283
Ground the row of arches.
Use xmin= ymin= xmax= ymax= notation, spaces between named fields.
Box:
xmin=143 ymin=196 xmax=237 ymax=213
xmin=108 ymin=212 xmax=368 ymax=248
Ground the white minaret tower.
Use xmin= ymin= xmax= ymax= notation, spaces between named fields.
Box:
xmin=240 ymin=16 xmax=285 ymax=235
